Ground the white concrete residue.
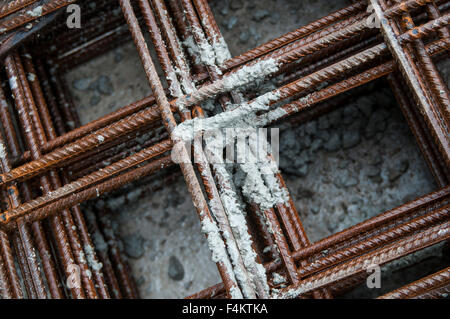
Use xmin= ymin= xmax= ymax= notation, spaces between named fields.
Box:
xmin=9 ymin=76 xmax=18 ymax=90
xmin=189 ymin=26 xmax=217 ymax=67
xmin=239 ymin=149 xmax=289 ymax=211
xmin=200 ymin=213 xmax=229 ymax=264
xmin=184 ymin=25 xmax=231 ymax=69
xmin=97 ymin=135 xmax=105 ymax=143
xmin=27 ymin=6 xmax=43 ymax=17
xmin=256 ymin=106 xmax=288 ymax=126
xmin=212 ymin=36 xmax=232 ymax=66
xmin=213 ymin=164 xmax=270 ymax=297
xmin=223 ymin=58 xmax=280 ymax=91
xmin=166 ymin=71 xmax=180 ymax=97
xmin=175 ymin=57 xmax=279 ymax=110
xmin=0 ymin=141 xmax=7 ymax=160
xmin=183 ymin=35 xmax=201 ymax=64
xmin=84 ymin=244 xmax=103 ymax=271
xmin=200 ymin=210 xmax=244 ymax=299
xmin=208 ymin=193 xmax=256 ymax=299
xmin=173 ymin=90 xmax=281 ymax=142
xmin=272 ymin=272 xmax=287 ymax=285
xmin=27 ymin=73 xmax=36 ymax=82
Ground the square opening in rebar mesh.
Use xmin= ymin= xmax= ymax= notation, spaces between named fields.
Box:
xmin=64 ymin=41 xmax=151 ymax=125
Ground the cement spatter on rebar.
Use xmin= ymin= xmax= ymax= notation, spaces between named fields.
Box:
xmin=272 ymin=272 xmax=287 ymax=286
xmin=184 ymin=24 xmax=231 ymax=69
xmin=173 ymin=90 xmax=280 ymax=142
xmin=223 ymin=58 xmax=279 ymax=92
xmin=184 ymin=26 xmax=217 ymax=68
xmin=238 ymin=156 xmax=289 ymax=212
xmin=84 ymin=244 xmax=103 ymax=272
xmin=211 ymin=36 xmax=232 ymax=66
xmin=175 ymin=58 xmax=279 ymax=109
xmin=244 ymin=138 xmax=290 ymax=211
xmin=27 ymin=6 xmax=43 ymax=17
xmin=8 ymin=76 xmax=18 ymax=90
xmin=0 ymin=141 xmax=7 ymax=160
xmin=212 ymin=164 xmax=270 ymax=298
xmin=207 ymin=193 xmax=256 ymax=299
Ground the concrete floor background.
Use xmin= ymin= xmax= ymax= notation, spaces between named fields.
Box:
xmin=65 ymin=0 xmax=446 ymax=298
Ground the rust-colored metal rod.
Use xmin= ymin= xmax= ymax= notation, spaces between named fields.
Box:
xmin=57 ymin=25 xmax=132 ymax=72
xmin=10 ymin=232 xmax=36 ymax=298
xmin=378 ymin=266 xmax=450 ymax=299
xmin=3 ymin=54 xmax=59 ymax=299
xmin=0 ymin=244 xmax=13 ymax=298
xmin=297 ymin=205 xmax=449 ymax=278
xmin=256 ymin=186 xmax=447 ymax=276
xmin=174 ymin=41 xmax=388 ymax=111
xmin=289 ymin=186 xmax=449 ymax=263
xmin=5 ymin=53 xmax=89 ymax=299
xmin=4 ymin=156 xmax=173 ymax=230
xmin=392 ymin=3 xmax=450 ymax=122
xmin=186 ymin=282 xmax=224 ymax=299
xmin=388 ymin=72 xmax=449 ymax=187
xmin=0 ymin=139 xmax=172 ymax=225
xmin=0 ymin=0 xmax=36 ymax=18
xmin=192 ymin=186 xmax=449 ymax=298
xmin=370 ymin=0 xmax=450 ymax=166
xmin=411 ymin=32 xmax=450 ymax=120
xmin=260 ymin=37 xmax=448 ymax=128
xmin=0 ymin=92 xmax=25 ymax=299
xmin=151 ymin=0 xmax=193 ymax=95
xmin=226 ymin=11 xmax=370 ymax=73
xmin=279 ymin=35 xmax=381 ymax=86
xmin=263 ymin=206 xmax=301 ymax=285
xmin=414 ymin=283 xmax=450 ymax=298
xmin=0 ymin=97 xmax=161 ymax=185
xmin=14 ymin=94 xmax=157 ymax=165
xmin=68 ymin=126 xmax=167 ymax=180
xmin=138 ymin=0 xmax=182 ymax=98
xmin=191 ymin=110 xmax=258 ymax=299
xmin=425 ymin=1 xmax=450 ymax=40
xmin=0 ymin=10 xmax=60 ymax=59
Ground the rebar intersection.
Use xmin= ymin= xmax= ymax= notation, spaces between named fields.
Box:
xmin=0 ymin=0 xmax=448 ymax=299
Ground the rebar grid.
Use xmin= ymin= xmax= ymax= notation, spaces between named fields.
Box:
xmin=0 ymin=0 xmax=448 ymax=299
